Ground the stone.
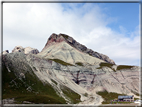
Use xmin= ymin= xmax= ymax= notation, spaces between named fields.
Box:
xmin=12 ymin=46 xmax=24 ymax=53
xmin=24 ymin=47 xmax=39 ymax=54
xmin=2 ymin=50 xmax=9 ymax=54
xmin=12 ymin=46 xmax=39 ymax=54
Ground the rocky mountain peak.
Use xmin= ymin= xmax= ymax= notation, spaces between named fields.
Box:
xmin=41 ymin=33 xmax=66 ymax=51
xmin=42 ymin=33 xmax=115 ymax=64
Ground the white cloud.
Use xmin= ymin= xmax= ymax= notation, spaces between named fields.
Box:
xmin=3 ymin=3 xmax=140 ymax=66
xmin=85 ymin=25 xmax=140 ymax=66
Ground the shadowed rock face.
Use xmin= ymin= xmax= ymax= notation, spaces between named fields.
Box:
xmin=42 ymin=33 xmax=115 ymax=64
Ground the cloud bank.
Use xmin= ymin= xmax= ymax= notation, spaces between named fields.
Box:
xmin=3 ymin=3 xmax=140 ymax=66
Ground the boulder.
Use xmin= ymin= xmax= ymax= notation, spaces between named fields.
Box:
xmin=24 ymin=47 xmax=39 ymax=54
xmin=2 ymin=50 xmax=9 ymax=55
xmin=12 ymin=46 xmax=24 ymax=53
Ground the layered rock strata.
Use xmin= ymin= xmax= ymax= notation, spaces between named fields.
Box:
xmin=42 ymin=33 xmax=115 ymax=64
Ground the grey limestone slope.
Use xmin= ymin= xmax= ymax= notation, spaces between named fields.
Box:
xmin=38 ymin=41 xmax=105 ymax=66
xmin=1 ymin=52 xmax=103 ymax=104
xmin=41 ymin=33 xmax=115 ymax=64
xmin=38 ymin=33 xmax=140 ymax=97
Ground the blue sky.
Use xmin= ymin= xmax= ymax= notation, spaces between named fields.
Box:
xmin=102 ymin=3 xmax=139 ymax=34
xmin=62 ymin=3 xmax=139 ymax=35
xmin=3 ymin=3 xmax=140 ymax=66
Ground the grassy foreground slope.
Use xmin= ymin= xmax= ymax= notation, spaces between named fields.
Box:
xmin=2 ymin=62 xmax=66 ymax=104
xmin=2 ymin=53 xmax=81 ymax=104
xmin=97 ymin=90 xmax=139 ymax=104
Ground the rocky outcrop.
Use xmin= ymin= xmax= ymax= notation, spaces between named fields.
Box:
xmin=12 ymin=46 xmax=24 ymax=53
xmin=12 ymin=46 xmax=39 ymax=54
xmin=42 ymin=33 xmax=65 ymax=51
xmin=42 ymin=33 xmax=115 ymax=64
xmin=2 ymin=50 xmax=9 ymax=55
xmin=24 ymin=47 xmax=39 ymax=54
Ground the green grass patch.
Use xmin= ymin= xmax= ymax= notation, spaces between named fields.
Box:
xmin=134 ymin=98 xmax=139 ymax=100
xmin=49 ymin=58 xmax=74 ymax=66
xmin=60 ymin=85 xmax=81 ymax=104
xmin=131 ymin=90 xmax=140 ymax=96
xmin=100 ymin=62 xmax=114 ymax=67
xmin=14 ymin=95 xmax=64 ymax=104
xmin=117 ymin=65 xmax=134 ymax=70
xmin=96 ymin=90 xmax=126 ymax=104
xmin=75 ymin=62 xmax=84 ymax=66
xmin=97 ymin=62 xmax=114 ymax=70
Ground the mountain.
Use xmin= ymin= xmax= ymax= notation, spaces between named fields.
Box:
xmin=1 ymin=33 xmax=140 ymax=105
xmin=41 ymin=33 xmax=115 ymax=64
